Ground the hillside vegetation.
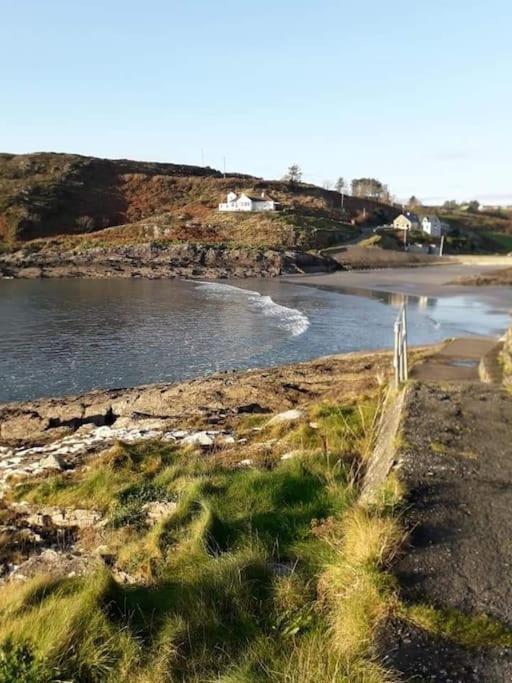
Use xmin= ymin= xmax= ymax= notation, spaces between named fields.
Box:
xmin=0 ymin=153 xmax=397 ymax=250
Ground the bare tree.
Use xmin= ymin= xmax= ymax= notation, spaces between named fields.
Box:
xmin=323 ymin=180 xmax=332 ymax=190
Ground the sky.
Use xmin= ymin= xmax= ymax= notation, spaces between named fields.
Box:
xmin=1 ymin=0 xmax=511 ymax=204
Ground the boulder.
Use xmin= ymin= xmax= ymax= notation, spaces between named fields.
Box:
xmin=39 ymin=454 xmax=63 ymax=471
xmin=181 ymin=432 xmax=214 ymax=447
xmin=267 ymin=409 xmax=304 ymax=426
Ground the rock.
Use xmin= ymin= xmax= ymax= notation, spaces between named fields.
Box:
xmin=281 ymin=450 xmax=300 ymax=461
xmin=217 ymin=434 xmax=235 ymax=446
xmin=142 ymin=501 xmax=177 ymax=525
xmin=267 ymin=409 xmax=304 ymax=426
xmin=39 ymin=454 xmax=63 ymax=471
xmin=236 ymin=403 xmax=269 ymax=414
xmin=0 ymin=413 xmax=50 ymax=441
xmin=182 ymin=432 xmax=214 ymax=447
xmin=238 ymin=459 xmax=253 ymax=467
xmin=24 ymin=506 xmax=102 ymax=529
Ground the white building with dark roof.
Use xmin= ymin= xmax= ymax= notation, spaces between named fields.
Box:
xmin=393 ymin=212 xmax=421 ymax=231
xmin=218 ymin=192 xmax=278 ymax=212
xmin=421 ymin=215 xmax=443 ymax=237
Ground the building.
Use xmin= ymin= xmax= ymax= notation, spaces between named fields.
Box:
xmin=421 ymin=215 xmax=442 ymax=237
xmin=393 ymin=212 xmax=421 ymax=231
xmin=218 ymin=192 xmax=278 ymax=212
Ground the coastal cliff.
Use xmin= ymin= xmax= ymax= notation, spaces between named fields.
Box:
xmin=0 ymin=241 xmax=339 ymax=279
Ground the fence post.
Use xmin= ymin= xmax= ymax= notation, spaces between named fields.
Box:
xmin=401 ymin=304 xmax=408 ymax=381
xmin=393 ymin=319 xmax=401 ymax=386
xmin=393 ymin=303 xmax=408 ymax=386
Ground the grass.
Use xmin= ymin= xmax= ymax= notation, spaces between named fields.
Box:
xmin=487 ymin=231 xmax=512 ymax=252
xmin=0 ymin=396 xmax=409 ymax=682
xmin=401 ymin=603 xmax=512 ymax=649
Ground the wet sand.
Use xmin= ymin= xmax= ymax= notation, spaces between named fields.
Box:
xmin=283 ymin=263 xmax=512 ymax=310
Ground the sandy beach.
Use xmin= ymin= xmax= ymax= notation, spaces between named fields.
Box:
xmin=283 ymin=261 xmax=512 ymax=310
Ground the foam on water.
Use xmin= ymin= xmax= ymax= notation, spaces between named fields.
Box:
xmin=195 ymin=281 xmax=310 ymax=336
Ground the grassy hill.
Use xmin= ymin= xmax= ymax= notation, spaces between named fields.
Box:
xmin=0 ymin=153 xmax=398 ymax=250
xmin=429 ymin=207 xmax=512 ymax=254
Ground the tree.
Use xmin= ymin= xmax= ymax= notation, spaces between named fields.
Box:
xmin=335 ymin=177 xmax=346 ymax=194
xmin=284 ymin=164 xmax=302 ymax=185
xmin=323 ymin=180 xmax=332 ymax=190
xmin=467 ymin=200 xmax=480 ymax=213
xmin=408 ymin=195 xmax=422 ymax=208
xmin=351 ymin=178 xmax=390 ymax=202
xmin=443 ymin=200 xmax=458 ymax=210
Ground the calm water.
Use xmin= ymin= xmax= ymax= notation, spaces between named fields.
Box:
xmin=0 ymin=278 xmax=509 ymax=403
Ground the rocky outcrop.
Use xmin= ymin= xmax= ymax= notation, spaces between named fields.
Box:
xmin=0 ymin=241 xmax=339 ymax=279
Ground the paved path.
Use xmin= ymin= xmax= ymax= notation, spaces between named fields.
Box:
xmin=382 ymin=340 xmax=512 ymax=681
xmin=410 ymin=336 xmax=498 ymax=382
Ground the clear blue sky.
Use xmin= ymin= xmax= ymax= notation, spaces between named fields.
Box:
xmin=2 ymin=0 xmax=511 ymax=204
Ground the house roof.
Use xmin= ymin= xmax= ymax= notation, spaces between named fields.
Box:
xmin=395 ymin=212 xmax=420 ymax=224
xmin=421 ymin=214 xmax=440 ymax=222
xmin=242 ymin=193 xmax=276 ymax=203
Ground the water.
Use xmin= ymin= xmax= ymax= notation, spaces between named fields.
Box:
xmin=0 ymin=278 xmax=509 ymax=403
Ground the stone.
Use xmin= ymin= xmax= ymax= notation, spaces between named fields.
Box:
xmin=217 ymin=434 xmax=235 ymax=445
xmin=238 ymin=459 xmax=253 ymax=467
xmin=24 ymin=507 xmax=102 ymax=529
xmin=39 ymin=454 xmax=63 ymax=471
xmin=142 ymin=500 xmax=177 ymax=525
xmin=0 ymin=414 xmax=50 ymax=441
xmin=182 ymin=432 xmax=214 ymax=447
xmin=267 ymin=409 xmax=304 ymax=426
xmin=281 ymin=450 xmax=300 ymax=461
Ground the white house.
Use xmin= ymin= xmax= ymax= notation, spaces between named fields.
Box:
xmin=393 ymin=213 xmax=421 ymax=231
xmin=218 ymin=192 xmax=278 ymax=212
xmin=421 ymin=215 xmax=442 ymax=237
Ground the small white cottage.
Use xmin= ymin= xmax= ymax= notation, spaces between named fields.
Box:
xmin=421 ymin=215 xmax=442 ymax=237
xmin=393 ymin=213 xmax=421 ymax=231
xmin=218 ymin=192 xmax=278 ymax=212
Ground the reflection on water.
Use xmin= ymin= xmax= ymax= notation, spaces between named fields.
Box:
xmin=311 ymin=284 xmax=438 ymax=310
xmin=0 ymin=278 xmax=509 ymax=403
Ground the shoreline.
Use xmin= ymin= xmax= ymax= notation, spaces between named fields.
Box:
xmin=0 ymin=347 xmax=408 ymax=450
xmin=282 ymin=261 xmax=512 ymax=310
xmin=1 ymin=262 xmax=510 ymax=409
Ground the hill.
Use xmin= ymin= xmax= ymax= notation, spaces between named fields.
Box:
xmin=0 ymin=152 xmax=398 ymax=247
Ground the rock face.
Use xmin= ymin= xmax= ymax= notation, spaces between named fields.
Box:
xmin=0 ymin=241 xmax=339 ymax=279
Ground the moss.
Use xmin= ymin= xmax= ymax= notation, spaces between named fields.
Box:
xmin=401 ymin=603 xmax=512 ymax=649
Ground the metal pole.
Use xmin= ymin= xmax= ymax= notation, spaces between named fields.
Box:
xmin=439 ymin=234 xmax=445 ymax=257
xmin=394 ymin=319 xmax=401 ymax=386
xmin=401 ymin=304 xmax=408 ymax=381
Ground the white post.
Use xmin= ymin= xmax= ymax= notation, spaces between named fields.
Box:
xmin=439 ymin=234 xmax=445 ymax=257
xmin=394 ymin=319 xmax=401 ymax=386
xmin=401 ymin=304 xmax=408 ymax=381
